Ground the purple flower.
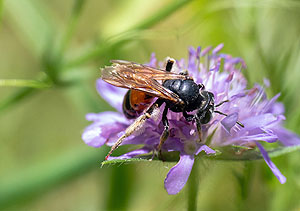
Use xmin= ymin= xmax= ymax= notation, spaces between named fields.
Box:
xmin=82 ymin=45 xmax=300 ymax=194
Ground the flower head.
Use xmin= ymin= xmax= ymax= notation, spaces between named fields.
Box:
xmin=82 ymin=44 xmax=300 ymax=194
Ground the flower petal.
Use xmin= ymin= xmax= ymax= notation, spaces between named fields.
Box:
xmin=273 ymin=127 xmax=300 ymax=146
xmin=212 ymin=43 xmax=224 ymax=55
xmin=96 ymin=79 xmax=127 ymax=113
xmin=147 ymin=53 xmax=157 ymax=68
xmin=195 ymin=144 xmax=216 ymax=155
xmin=242 ymin=113 xmax=277 ymax=130
xmin=256 ymin=142 xmax=286 ymax=184
xmin=106 ymin=147 xmax=152 ymax=160
xmin=232 ymin=132 xmax=278 ymax=143
xmin=188 ymin=47 xmax=197 ymax=73
xmin=221 ymin=112 xmax=238 ymax=133
xmin=82 ymin=123 xmax=106 ymax=147
xmin=82 ymin=112 xmax=128 ymax=147
xmin=86 ymin=111 xmax=128 ymax=123
xmin=82 ymin=122 xmax=126 ymax=147
xmin=164 ymin=154 xmax=194 ymax=195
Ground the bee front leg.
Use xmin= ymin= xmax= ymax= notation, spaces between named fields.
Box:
xmin=183 ymin=111 xmax=193 ymax=122
xmin=194 ymin=116 xmax=203 ymax=143
xmin=215 ymin=100 xmax=229 ymax=107
xmin=157 ymin=106 xmax=169 ymax=160
xmin=105 ymin=99 xmax=163 ymax=160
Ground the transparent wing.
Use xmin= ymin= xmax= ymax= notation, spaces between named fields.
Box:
xmin=100 ymin=60 xmax=189 ymax=103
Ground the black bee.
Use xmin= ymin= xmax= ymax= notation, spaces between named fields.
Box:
xmin=101 ymin=59 xmax=243 ymax=160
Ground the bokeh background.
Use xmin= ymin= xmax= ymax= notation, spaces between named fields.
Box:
xmin=1 ymin=0 xmax=300 ymax=210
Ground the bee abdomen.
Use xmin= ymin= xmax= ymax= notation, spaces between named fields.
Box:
xmin=122 ymin=90 xmax=154 ymax=119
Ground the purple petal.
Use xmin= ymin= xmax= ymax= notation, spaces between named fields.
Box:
xmin=262 ymin=93 xmax=284 ymax=115
xmin=229 ymin=57 xmax=243 ymax=64
xmin=242 ymin=113 xmax=277 ymax=130
xmin=86 ymin=111 xmax=128 ymax=123
xmin=164 ymin=154 xmax=194 ymax=195
xmin=269 ymin=103 xmax=285 ymax=116
xmin=221 ymin=112 xmax=238 ymax=133
xmin=161 ymin=137 xmax=184 ymax=152
xmin=122 ymin=128 xmax=159 ymax=145
xmin=273 ymin=128 xmax=300 ymax=146
xmin=263 ymin=78 xmax=270 ymax=87
xmin=256 ymin=142 xmax=286 ymax=184
xmin=106 ymin=147 xmax=152 ymax=160
xmin=225 ymin=72 xmax=234 ymax=82
xmin=82 ymin=123 xmax=106 ymax=147
xmin=82 ymin=122 xmax=126 ymax=147
xmin=196 ymin=46 xmax=201 ymax=59
xmin=96 ymin=79 xmax=127 ymax=113
xmin=212 ymin=43 xmax=224 ymax=55
xmin=233 ymin=132 xmax=278 ymax=143
xmin=201 ymin=46 xmax=212 ymax=56
xmin=195 ymin=145 xmax=216 ymax=155
xmin=82 ymin=112 xmax=128 ymax=147
xmin=147 ymin=53 xmax=157 ymax=68
xmin=188 ymin=47 xmax=197 ymax=73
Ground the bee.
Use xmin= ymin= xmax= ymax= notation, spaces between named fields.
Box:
xmin=101 ymin=59 xmax=244 ymax=160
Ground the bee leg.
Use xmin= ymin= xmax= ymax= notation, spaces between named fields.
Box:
xmin=183 ymin=111 xmax=194 ymax=122
xmin=157 ymin=106 xmax=169 ymax=160
xmin=195 ymin=117 xmax=203 ymax=143
xmin=184 ymin=111 xmax=203 ymax=143
xmin=165 ymin=59 xmax=175 ymax=72
xmin=215 ymin=100 xmax=229 ymax=107
xmin=105 ymin=99 xmax=163 ymax=160
xmin=214 ymin=110 xmax=245 ymax=128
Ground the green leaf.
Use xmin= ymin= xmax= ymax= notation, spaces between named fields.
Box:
xmin=101 ymin=150 xmax=182 ymax=166
xmin=209 ymin=145 xmax=300 ymax=161
xmin=267 ymin=145 xmax=300 ymax=158
xmin=101 ymin=158 xmax=152 ymax=167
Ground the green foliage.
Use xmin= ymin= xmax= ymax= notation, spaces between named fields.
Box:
xmin=0 ymin=0 xmax=3 ymax=26
xmin=1 ymin=0 xmax=300 ymax=210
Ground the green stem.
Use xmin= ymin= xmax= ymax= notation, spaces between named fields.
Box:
xmin=57 ymin=0 xmax=86 ymax=56
xmin=187 ymin=157 xmax=200 ymax=211
xmin=0 ymin=79 xmax=51 ymax=88
xmin=0 ymin=74 xmax=51 ymax=113
xmin=0 ymin=87 xmax=37 ymax=113
xmin=105 ymin=164 xmax=135 ymax=211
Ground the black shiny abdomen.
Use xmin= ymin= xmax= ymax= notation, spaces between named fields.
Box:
xmin=163 ymin=79 xmax=203 ymax=112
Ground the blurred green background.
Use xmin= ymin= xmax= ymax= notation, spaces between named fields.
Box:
xmin=1 ymin=0 xmax=300 ymax=210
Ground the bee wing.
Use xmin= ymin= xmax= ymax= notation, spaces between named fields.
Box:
xmin=101 ymin=61 xmax=188 ymax=103
xmin=110 ymin=60 xmax=191 ymax=80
